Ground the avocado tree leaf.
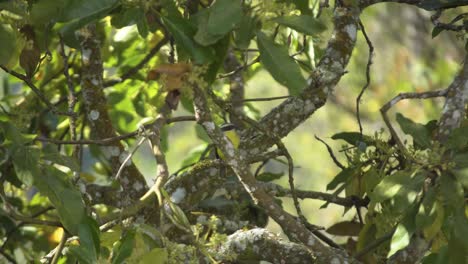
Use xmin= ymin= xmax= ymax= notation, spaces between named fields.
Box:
xmin=369 ymin=170 xmax=413 ymax=203
xmin=68 ymin=216 xmax=100 ymax=264
xmin=388 ymin=204 xmax=418 ymax=257
xmin=272 ymin=15 xmax=326 ymax=36
xmin=396 ymin=113 xmax=432 ymax=149
xmin=34 ymin=166 xmax=86 ymax=234
xmin=0 ymin=24 xmax=20 ymax=67
xmin=162 ymin=15 xmax=214 ymax=64
xmin=206 ymin=0 xmax=242 ymax=36
xmin=256 ymin=31 xmax=307 ymax=96
xmin=12 ymin=146 xmax=40 ymax=186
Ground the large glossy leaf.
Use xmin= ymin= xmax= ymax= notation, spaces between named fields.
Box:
xmin=446 ymin=124 xmax=468 ymax=150
xmin=0 ymin=24 xmax=20 ymax=67
xmin=326 ymin=221 xmax=363 ymax=236
xmin=331 ymin=132 xmax=375 ymax=148
xmin=68 ymin=217 xmax=100 ymax=264
xmin=194 ymin=9 xmax=225 ymax=46
xmin=139 ymin=248 xmax=168 ymax=264
xmin=34 ymin=166 xmax=86 ymax=234
xmin=31 ymin=0 xmax=119 ymax=24
xmin=388 ymin=204 xmax=418 ymax=257
xmin=162 ymin=15 xmax=214 ymax=64
xmin=369 ymin=170 xmax=414 ymax=203
xmin=396 ymin=113 xmax=432 ymax=149
xmin=112 ymin=230 xmax=136 ymax=264
xmin=257 ymin=32 xmax=307 ymax=96
xmin=42 ymin=144 xmax=80 ymax=171
xmin=12 ymin=146 xmax=40 ymax=186
xmin=326 ymin=167 xmax=356 ymax=191
xmin=273 ymin=15 xmax=326 ymax=36
xmin=234 ymin=14 xmax=257 ymax=49
xmin=207 ymin=0 xmax=242 ymax=36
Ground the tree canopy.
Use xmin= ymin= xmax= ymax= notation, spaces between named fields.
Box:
xmin=0 ymin=0 xmax=468 ymax=263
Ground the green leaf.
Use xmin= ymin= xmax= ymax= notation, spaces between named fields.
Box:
xmin=194 ymin=9 xmax=225 ymax=46
xmin=203 ymin=35 xmax=230 ymax=84
xmin=432 ymin=26 xmax=444 ymax=38
xmin=421 ymin=246 xmax=448 ymax=264
xmin=12 ymin=146 xmax=40 ymax=186
xmin=272 ymin=15 xmax=326 ymax=36
xmin=331 ymin=132 xmax=374 ymax=147
xmin=370 ymin=171 xmax=414 ymax=203
xmin=446 ymin=124 xmax=468 ymax=150
xmin=256 ymin=31 xmax=307 ymax=96
xmin=68 ymin=217 xmax=100 ymax=264
xmin=42 ymin=144 xmax=80 ymax=171
xmin=416 ymin=188 xmax=437 ymax=230
xmin=439 ymin=174 xmax=464 ymax=214
xmin=139 ymin=248 xmax=168 ymax=264
xmin=327 ymin=167 xmax=356 ymax=191
xmin=31 ymin=0 xmax=119 ymax=24
xmin=326 ymin=221 xmax=363 ymax=236
xmin=234 ymin=15 xmax=258 ymax=49
xmin=206 ymin=0 xmax=242 ymax=36
xmin=180 ymin=144 xmax=209 ymax=168
xmin=417 ymin=0 xmax=466 ymax=11
xmin=257 ymin=172 xmax=284 ymax=182
xmin=162 ymin=15 xmax=214 ymax=64
xmin=34 ymin=166 xmax=86 ymax=234
xmin=0 ymin=24 xmax=19 ymax=67
xmin=59 ymin=3 xmax=118 ymax=48
xmin=111 ymin=7 xmax=142 ymax=28
xmin=388 ymin=204 xmax=418 ymax=257
xmin=447 ymin=211 xmax=468 ymax=264
xmin=112 ymin=230 xmax=136 ymax=264
xmin=396 ymin=113 xmax=432 ymax=149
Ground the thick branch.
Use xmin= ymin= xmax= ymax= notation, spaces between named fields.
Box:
xmin=215 ymin=228 xmax=316 ymax=264
xmin=241 ymin=7 xmax=360 ymax=154
xmin=76 ymin=24 xmax=147 ymax=206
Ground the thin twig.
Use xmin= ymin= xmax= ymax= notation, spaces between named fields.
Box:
xmin=35 ymin=115 xmax=195 ymax=145
xmin=314 ymin=135 xmax=345 ymax=169
xmin=115 ymin=137 xmax=147 ymax=179
xmin=242 ymin=95 xmax=291 ymax=102
xmin=356 ymin=20 xmax=374 ymax=136
xmin=262 ymin=182 xmax=369 ymax=207
xmin=380 ymin=89 xmax=448 ymax=152
xmin=50 ymin=230 xmax=68 ymax=264
xmin=218 ymin=56 xmax=260 ymax=79
xmin=0 ymin=65 xmax=74 ymax=117
xmin=103 ymin=36 xmax=169 ymax=87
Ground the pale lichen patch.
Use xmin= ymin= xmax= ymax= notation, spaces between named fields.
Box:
xmin=171 ymin=187 xmax=186 ymax=204
xmin=89 ymin=110 xmax=100 ymax=121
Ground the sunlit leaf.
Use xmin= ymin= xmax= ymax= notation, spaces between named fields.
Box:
xmin=388 ymin=204 xmax=418 ymax=257
xmin=112 ymin=230 xmax=136 ymax=264
xmin=139 ymin=248 xmax=168 ymax=264
xmin=396 ymin=113 xmax=432 ymax=149
xmin=370 ymin=171 xmax=413 ymax=203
